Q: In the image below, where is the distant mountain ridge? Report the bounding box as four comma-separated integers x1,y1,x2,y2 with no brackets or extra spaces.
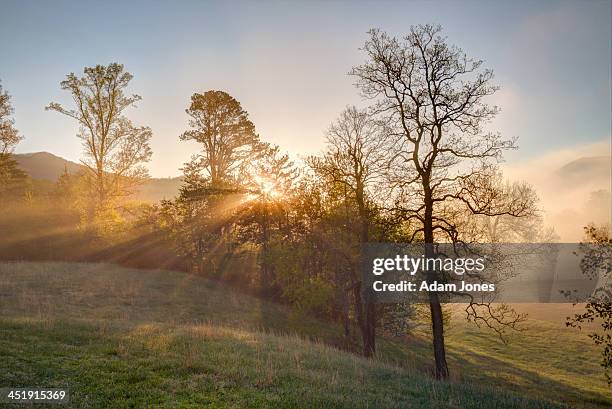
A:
12,151,182,202
555,156,610,184
13,152,82,181
14,152,610,204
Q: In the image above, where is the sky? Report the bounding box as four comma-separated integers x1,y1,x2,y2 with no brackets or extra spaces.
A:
0,0,610,178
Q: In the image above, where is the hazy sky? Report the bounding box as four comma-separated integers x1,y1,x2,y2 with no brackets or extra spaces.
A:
1,0,610,177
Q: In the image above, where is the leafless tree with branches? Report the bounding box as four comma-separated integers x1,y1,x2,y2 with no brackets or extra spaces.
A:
351,25,536,378
310,106,391,356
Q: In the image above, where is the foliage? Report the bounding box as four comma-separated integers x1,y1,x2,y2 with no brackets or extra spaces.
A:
567,225,612,385
180,90,263,187
46,63,152,229
0,153,30,203
0,81,22,155
268,238,336,318
0,81,30,203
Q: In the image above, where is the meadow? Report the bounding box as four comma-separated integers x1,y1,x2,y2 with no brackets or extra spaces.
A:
0,262,608,408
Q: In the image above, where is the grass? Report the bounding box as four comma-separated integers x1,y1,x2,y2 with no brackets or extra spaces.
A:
0,261,609,408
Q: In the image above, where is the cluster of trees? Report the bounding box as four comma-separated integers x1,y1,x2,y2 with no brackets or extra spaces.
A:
2,64,153,237
0,24,608,382
149,25,546,378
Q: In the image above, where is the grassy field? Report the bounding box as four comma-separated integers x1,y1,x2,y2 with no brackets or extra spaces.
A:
0,262,609,408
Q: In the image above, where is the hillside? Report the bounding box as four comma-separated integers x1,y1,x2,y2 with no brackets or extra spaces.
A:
13,152,182,202
13,152,611,208
0,262,608,408
13,152,82,181
556,156,611,185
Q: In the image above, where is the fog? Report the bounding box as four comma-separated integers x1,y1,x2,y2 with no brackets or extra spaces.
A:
503,139,611,241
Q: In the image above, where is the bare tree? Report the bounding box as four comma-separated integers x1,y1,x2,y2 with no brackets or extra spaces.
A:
310,106,390,357
467,172,552,244
46,63,152,208
351,25,535,378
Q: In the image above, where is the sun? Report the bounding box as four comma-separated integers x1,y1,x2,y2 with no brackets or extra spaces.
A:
253,175,281,198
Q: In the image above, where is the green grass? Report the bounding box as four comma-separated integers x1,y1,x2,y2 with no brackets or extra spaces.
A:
0,262,608,408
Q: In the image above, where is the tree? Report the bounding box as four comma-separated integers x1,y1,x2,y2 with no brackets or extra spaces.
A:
0,81,28,202
269,174,360,336
237,144,299,296
180,90,262,188
310,106,391,356
173,90,264,274
0,81,22,156
46,63,152,213
351,25,535,378
567,225,611,385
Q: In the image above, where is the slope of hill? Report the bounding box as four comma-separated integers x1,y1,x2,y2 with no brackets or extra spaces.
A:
0,262,608,408
556,156,610,185
13,151,182,202
13,151,82,181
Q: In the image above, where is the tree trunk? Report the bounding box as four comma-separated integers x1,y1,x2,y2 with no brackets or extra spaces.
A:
260,199,273,297
424,188,449,379
336,266,351,339
352,281,373,356
428,290,448,379
363,296,376,357
342,291,351,339
356,184,376,357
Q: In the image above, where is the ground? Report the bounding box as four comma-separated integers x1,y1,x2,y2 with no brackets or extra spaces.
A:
0,262,609,408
